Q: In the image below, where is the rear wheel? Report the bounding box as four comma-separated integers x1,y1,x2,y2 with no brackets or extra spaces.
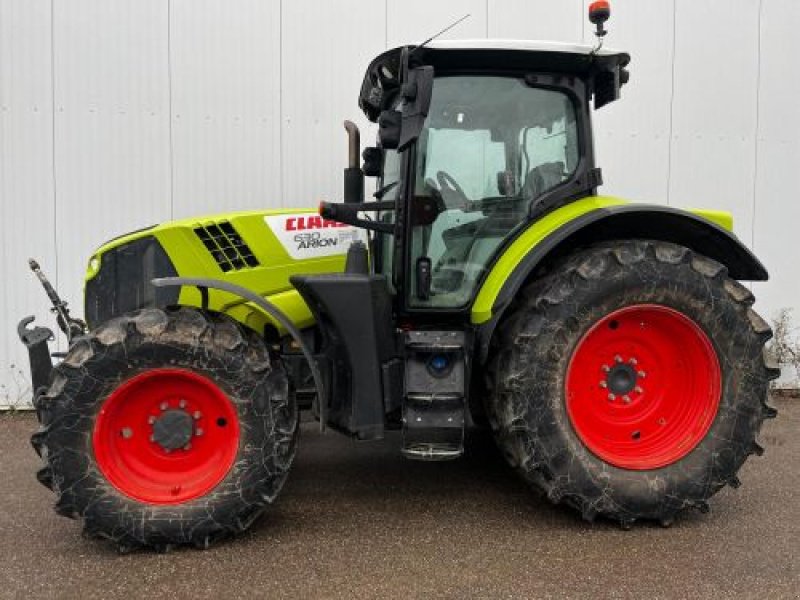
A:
31,307,298,550
486,240,778,526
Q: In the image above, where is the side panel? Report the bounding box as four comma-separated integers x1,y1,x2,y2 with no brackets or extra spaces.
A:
281,0,385,205
588,0,676,204
386,0,488,47
170,0,282,215
488,0,583,41
0,0,61,406
53,0,172,325
668,0,760,245
752,0,800,327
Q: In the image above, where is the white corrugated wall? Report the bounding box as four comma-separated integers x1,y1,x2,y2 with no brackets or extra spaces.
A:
1,0,798,407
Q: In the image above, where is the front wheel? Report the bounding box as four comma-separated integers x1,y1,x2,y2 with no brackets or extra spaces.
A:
31,307,298,550
486,240,778,526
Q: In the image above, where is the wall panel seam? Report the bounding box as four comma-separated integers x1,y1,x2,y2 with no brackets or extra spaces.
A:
750,0,763,252
167,0,175,219
665,0,678,206
49,0,58,289
279,0,284,205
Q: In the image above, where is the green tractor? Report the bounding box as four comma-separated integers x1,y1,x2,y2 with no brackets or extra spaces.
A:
19,5,777,550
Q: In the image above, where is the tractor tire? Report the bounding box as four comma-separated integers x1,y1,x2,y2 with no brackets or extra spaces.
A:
30,307,298,550
486,240,778,527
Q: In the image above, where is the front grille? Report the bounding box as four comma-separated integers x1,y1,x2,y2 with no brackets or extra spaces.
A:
85,236,179,329
194,221,259,272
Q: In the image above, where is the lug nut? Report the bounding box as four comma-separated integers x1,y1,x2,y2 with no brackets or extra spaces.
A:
195,428,204,436
160,402,168,411
193,411,202,420
601,365,611,373
634,386,643,394
149,434,156,442
614,355,623,363
599,381,608,388
622,395,631,404
629,357,638,365
179,399,187,409
638,371,646,378
608,393,616,401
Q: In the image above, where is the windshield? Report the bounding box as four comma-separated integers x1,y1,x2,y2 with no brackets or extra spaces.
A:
409,75,579,308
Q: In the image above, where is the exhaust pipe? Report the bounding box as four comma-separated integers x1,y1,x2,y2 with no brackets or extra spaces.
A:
344,120,360,168
343,120,364,203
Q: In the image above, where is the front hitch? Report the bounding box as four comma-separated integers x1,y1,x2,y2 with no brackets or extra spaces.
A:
18,259,86,401
17,316,54,398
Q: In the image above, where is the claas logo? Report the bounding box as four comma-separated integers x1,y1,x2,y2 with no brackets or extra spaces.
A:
285,216,348,231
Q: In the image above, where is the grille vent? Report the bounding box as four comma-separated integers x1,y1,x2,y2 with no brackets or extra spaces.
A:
194,221,259,272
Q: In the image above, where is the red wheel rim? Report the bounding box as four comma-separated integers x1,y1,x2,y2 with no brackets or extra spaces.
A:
93,369,240,504
565,304,721,470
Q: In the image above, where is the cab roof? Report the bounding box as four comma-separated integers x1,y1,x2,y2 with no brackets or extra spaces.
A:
358,39,630,120
424,39,624,56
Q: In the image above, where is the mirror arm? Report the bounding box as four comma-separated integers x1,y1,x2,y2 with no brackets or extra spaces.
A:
319,201,395,234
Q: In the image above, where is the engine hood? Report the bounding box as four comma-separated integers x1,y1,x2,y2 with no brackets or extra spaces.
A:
84,208,366,334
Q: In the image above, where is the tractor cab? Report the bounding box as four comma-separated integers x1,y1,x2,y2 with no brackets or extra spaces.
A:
296,39,630,455
359,41,629,313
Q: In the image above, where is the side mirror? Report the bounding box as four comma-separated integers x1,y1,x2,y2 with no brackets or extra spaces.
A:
378,110,401,149
362,147,383,177
377,64,434,151
398,65,433,150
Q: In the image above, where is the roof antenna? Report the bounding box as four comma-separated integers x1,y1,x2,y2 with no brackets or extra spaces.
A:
588,1,611,53
409,13,471,58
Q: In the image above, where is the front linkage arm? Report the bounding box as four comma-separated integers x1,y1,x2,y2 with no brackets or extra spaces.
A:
18,259,88,398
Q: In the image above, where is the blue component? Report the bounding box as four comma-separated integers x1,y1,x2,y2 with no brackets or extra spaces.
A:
429,355,449,372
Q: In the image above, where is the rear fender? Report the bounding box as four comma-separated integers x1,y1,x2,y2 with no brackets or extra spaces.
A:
472,197,768,362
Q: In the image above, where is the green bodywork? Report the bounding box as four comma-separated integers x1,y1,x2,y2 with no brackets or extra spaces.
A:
85,198,734,335
471,196,734,324
86,208,348,336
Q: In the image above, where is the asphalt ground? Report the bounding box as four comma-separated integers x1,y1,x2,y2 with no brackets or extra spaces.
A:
0,398,798,600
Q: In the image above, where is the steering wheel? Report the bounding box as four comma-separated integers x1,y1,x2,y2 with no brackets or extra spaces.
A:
436,171,469,207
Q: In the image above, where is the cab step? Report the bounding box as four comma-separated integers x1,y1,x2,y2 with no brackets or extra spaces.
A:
401,331,467,461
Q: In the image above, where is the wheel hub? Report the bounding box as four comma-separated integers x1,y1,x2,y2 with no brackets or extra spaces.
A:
606,363,638,395
151,409,194,451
